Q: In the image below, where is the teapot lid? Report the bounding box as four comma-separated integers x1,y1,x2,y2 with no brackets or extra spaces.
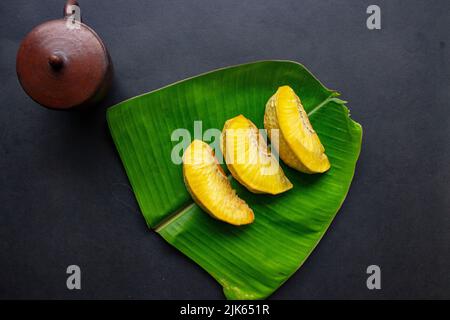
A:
16,1,112,110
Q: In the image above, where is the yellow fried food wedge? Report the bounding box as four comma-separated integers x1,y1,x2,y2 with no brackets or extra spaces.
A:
183,140,254,226
221,115,293,195
264,86,331,173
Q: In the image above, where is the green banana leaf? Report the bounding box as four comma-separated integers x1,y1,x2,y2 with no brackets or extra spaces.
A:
107,60,362,299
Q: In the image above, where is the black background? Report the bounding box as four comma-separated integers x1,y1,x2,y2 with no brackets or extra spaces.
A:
0,0,449,299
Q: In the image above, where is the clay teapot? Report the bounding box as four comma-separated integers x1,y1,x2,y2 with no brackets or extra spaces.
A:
16,0,113,110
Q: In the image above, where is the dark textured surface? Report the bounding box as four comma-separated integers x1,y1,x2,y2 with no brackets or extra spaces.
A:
0,0,449,299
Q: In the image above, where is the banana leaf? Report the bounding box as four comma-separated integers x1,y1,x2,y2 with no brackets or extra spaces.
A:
107,60,362,299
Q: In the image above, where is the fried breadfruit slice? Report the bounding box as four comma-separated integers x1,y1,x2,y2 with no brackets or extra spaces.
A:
264,86,330,173
221,115,292,195
183,140,254,225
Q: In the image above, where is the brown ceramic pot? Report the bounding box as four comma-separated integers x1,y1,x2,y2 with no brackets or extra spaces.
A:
16,0,113,110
